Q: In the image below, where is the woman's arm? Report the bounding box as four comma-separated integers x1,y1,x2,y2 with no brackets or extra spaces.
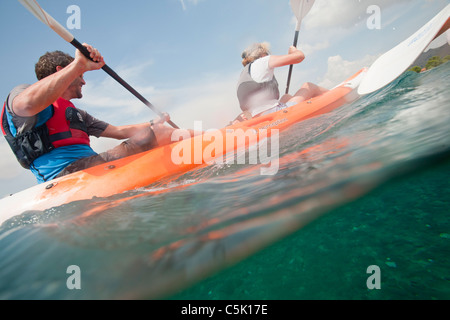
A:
268,46,305,69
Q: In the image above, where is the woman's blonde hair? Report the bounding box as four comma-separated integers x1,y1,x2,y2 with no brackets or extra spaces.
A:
241,42,271,67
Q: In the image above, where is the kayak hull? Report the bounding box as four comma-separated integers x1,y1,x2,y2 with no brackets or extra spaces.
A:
0,69,367,224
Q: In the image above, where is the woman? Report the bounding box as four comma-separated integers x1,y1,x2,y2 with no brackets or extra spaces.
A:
235,42,328,121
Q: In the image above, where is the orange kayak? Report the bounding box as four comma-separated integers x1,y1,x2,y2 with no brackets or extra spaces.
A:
0,68,367,224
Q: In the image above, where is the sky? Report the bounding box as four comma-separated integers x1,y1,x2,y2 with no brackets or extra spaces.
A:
0,0,448,197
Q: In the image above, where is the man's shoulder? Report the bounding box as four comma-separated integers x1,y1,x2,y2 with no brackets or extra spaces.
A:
71,105,109,137
5,84,31,113
73,107,91,120
8,84,31,100
11,84,31,91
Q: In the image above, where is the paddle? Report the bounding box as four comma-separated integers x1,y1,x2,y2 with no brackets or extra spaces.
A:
17,0,180,129
358,4,450,95
285,0,315,95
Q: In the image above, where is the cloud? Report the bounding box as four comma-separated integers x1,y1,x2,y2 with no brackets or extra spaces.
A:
301,40,330,56
75,59,161,126
164,76,240,129
180,0,205,11
0,139,37,197
0,140,23,180
319,54,379,88
304,0,411,30
282,0,416,69
180,0,186,11
72,70,240,159
75,59,241,143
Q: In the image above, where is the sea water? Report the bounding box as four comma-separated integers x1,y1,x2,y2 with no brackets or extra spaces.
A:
0,63,449,300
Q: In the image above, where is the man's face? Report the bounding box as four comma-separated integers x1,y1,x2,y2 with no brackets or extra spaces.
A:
67,74,86,99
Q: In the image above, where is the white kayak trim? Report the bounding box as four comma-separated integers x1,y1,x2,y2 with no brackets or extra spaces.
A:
358,4,450,95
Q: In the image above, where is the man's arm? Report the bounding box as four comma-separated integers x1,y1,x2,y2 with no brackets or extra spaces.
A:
101,123,151,140
100,113,170,140
12,44,105,117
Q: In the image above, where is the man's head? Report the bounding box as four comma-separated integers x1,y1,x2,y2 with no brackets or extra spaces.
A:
35,50,85,100
35,50,74,80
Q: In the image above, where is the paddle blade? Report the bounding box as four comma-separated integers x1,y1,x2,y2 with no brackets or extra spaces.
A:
290,0,315,31
18,0,74,42
358,4,450,95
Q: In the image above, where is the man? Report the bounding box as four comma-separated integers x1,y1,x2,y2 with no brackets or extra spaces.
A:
1,43,186,183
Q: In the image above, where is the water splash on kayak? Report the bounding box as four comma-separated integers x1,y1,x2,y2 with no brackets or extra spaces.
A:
0,63,449,299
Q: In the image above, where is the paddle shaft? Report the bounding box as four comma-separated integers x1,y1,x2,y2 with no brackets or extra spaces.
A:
71,39,179,129
285,30,300,95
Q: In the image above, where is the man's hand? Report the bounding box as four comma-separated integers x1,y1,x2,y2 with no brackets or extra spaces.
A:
75,43,105,72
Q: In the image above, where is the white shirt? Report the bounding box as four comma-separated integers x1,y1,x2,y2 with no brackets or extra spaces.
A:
249,56,275,83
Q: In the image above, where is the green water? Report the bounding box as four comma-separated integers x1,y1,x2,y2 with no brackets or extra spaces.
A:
170,159,450,300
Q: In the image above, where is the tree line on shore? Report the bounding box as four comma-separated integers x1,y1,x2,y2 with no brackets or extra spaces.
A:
409,55,450,73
